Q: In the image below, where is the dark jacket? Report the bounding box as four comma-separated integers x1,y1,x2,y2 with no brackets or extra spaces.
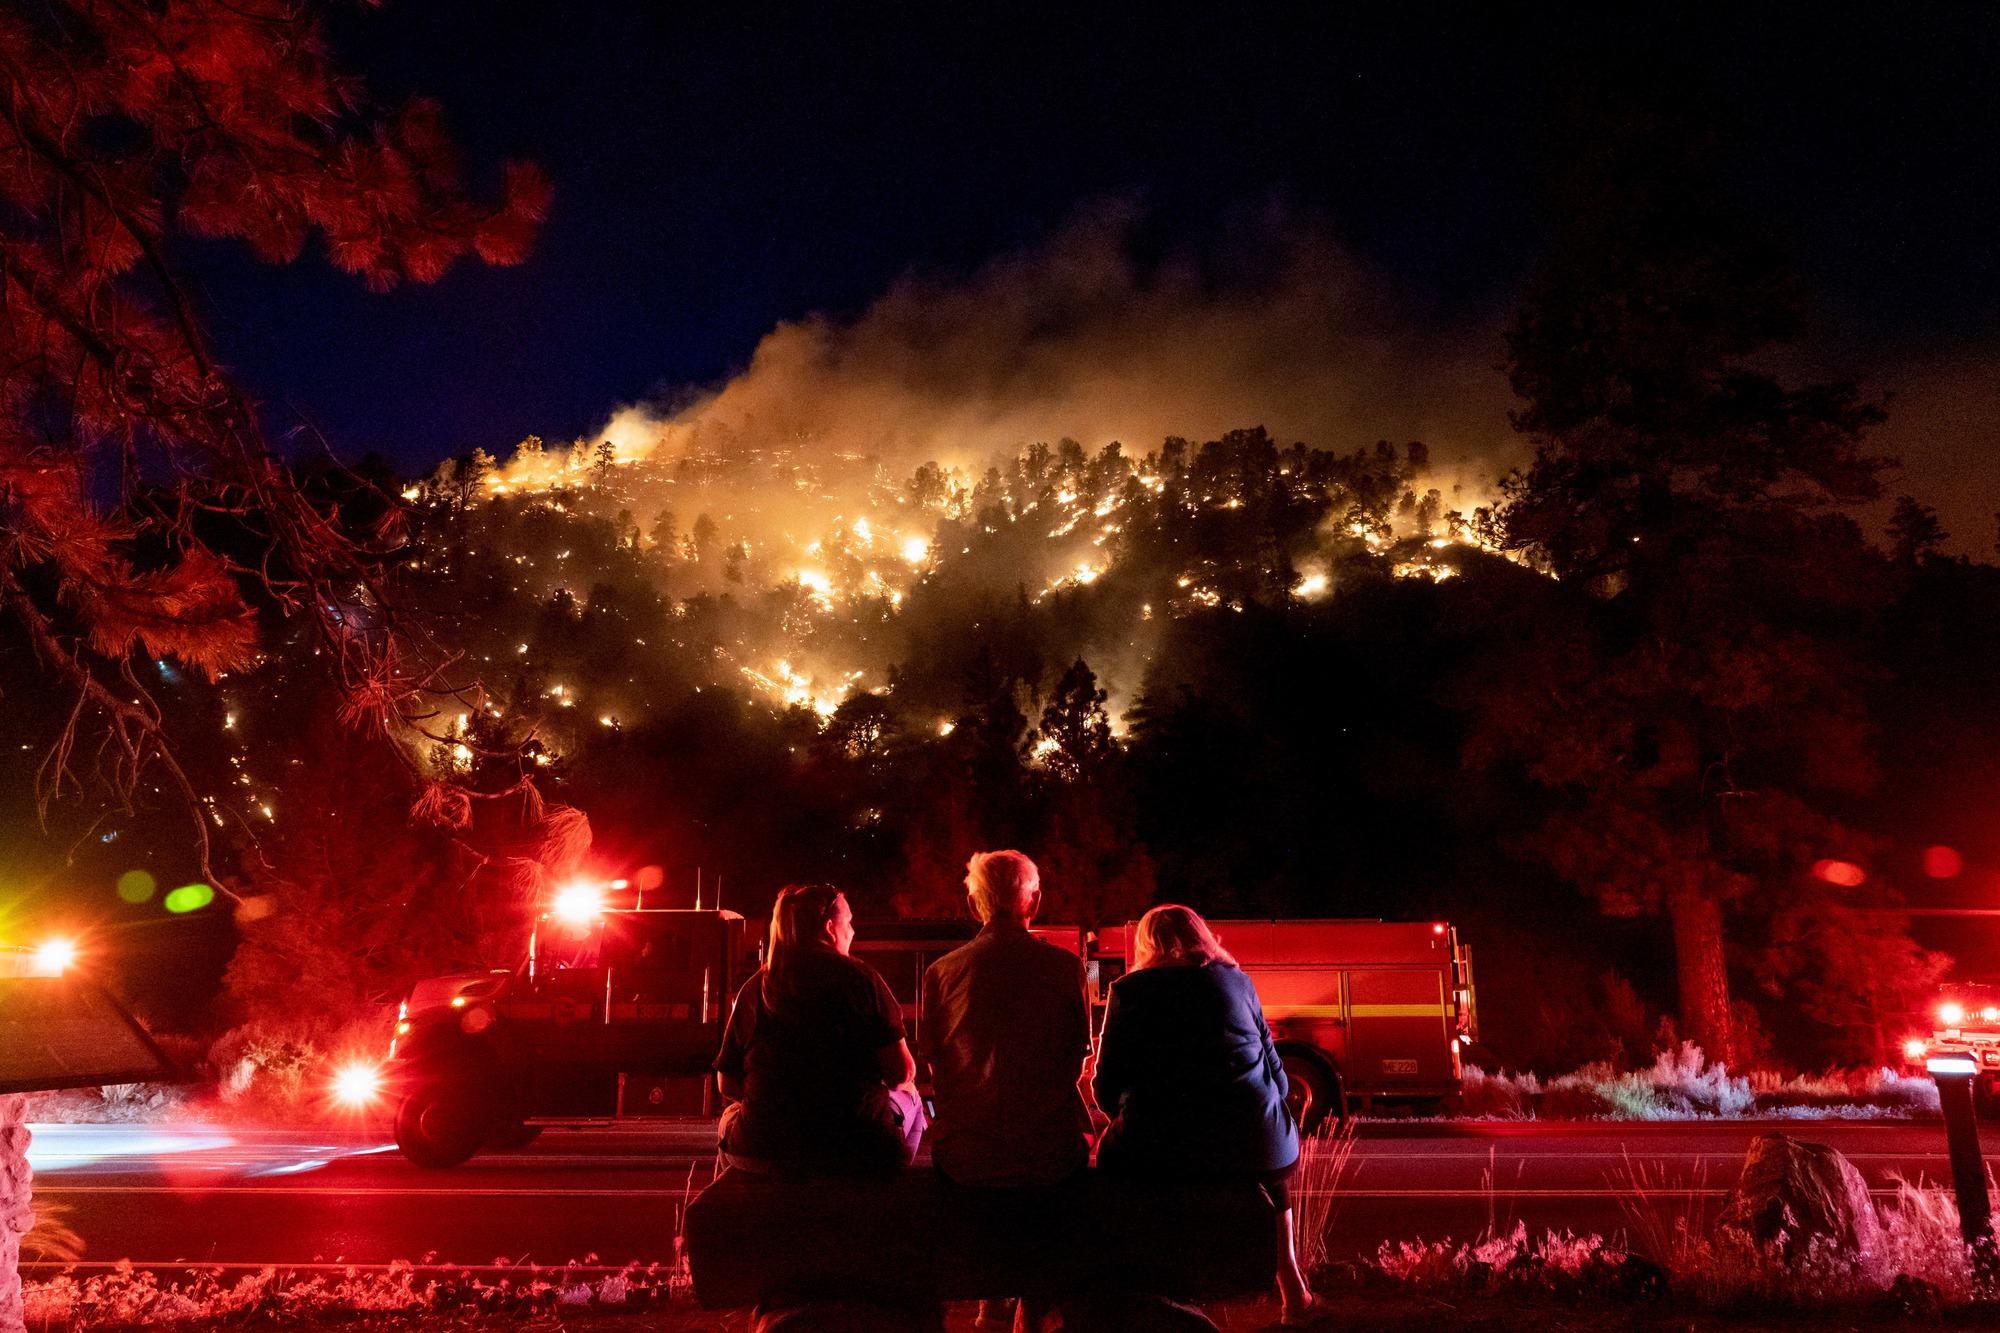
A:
713,950,908,1174
920,920,1093,1186
1092,961,1300,1176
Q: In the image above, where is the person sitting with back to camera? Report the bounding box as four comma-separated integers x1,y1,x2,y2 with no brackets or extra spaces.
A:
712,883,925,1175
920,850,1092,1330
1092,903,1329,1328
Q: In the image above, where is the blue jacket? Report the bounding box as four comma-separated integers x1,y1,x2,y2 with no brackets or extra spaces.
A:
1092,961,1300,1176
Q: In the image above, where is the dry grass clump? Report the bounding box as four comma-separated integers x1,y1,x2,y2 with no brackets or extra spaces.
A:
23,1260,689,1328
1292,1122,1360,1272
1360,1171,1979,1313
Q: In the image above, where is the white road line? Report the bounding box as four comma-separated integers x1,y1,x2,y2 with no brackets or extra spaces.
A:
33,1184,1918,1200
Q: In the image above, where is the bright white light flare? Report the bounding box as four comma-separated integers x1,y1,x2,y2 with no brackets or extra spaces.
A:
33,938,77,976
332,1062,383,1107
552,882,606,925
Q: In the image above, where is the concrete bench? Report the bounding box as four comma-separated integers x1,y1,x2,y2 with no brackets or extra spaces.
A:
684,1167,1277,1312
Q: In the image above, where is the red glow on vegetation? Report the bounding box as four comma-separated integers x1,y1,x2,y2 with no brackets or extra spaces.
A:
1923,845,1965,879
1811,858,1867,887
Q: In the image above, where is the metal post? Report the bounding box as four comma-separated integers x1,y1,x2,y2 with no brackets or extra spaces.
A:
1929,1055,2000,1290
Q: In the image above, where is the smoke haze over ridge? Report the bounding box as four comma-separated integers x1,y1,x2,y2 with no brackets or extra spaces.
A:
584,204,1520,494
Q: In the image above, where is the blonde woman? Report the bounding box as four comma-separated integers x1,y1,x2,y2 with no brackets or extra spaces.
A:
1093,905,1326,1327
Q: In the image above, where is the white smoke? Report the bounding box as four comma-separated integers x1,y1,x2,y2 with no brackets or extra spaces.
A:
583,203,1518,483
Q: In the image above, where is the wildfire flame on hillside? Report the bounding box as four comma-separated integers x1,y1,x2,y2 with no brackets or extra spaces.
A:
411,207,1529,732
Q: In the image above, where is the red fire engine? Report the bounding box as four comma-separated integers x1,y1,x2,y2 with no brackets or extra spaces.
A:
1092,918,1476,1128
1906,984,2000,1111
859,916,1477,1131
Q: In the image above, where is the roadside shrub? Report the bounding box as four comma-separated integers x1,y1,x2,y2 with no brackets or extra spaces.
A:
208,1024,322,1113
1456,1064,1537,1118
1363,1174,1979,1310
1453,1044,1932,1121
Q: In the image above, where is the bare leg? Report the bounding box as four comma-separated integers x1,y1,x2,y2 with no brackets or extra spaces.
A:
1275,1205,1315,1316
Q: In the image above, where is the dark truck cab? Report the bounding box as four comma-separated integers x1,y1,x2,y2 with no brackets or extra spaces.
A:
382,906,754,1166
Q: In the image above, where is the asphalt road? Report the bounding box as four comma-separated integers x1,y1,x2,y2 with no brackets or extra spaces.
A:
21,1118,1984,1274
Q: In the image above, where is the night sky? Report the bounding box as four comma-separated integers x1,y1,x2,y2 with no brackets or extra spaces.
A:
192,4,2000,536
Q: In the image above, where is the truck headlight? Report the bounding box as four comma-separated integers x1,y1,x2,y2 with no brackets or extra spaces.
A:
332,1061,383,1107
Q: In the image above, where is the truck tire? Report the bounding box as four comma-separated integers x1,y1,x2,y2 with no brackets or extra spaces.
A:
394,1080,491,1168
1279,1048,1347,1134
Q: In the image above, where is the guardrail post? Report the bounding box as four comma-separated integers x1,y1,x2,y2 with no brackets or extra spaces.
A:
1929,1055,2000,1293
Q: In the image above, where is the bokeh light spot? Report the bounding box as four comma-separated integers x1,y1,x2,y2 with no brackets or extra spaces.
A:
164,883,216,914
1923,845,1965,879
115,869,156,903
1811,858,1867,888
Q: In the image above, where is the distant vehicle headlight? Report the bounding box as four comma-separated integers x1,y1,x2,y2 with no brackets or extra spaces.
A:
32,938,77,976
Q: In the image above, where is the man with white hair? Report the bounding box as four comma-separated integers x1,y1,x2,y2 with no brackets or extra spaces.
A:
919,850,1092,1187
921,850,1092,1330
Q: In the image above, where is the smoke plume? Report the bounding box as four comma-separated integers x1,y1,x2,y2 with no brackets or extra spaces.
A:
595,203,1517,487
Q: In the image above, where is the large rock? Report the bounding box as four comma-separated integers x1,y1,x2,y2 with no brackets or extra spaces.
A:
1716,1133,1882,1266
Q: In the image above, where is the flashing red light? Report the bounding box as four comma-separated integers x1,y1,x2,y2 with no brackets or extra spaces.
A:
1923,845,1965,879
1431,923,1446,935
1904,1038,1928,1061
1811,858,1867,888
551,882,606,925
332,1061,383,1107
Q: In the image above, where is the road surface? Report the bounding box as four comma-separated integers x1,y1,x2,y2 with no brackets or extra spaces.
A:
21,1118,1979,1274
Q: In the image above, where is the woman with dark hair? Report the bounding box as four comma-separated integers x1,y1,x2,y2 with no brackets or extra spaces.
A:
1093,904,1326,1327
713,885,924,1175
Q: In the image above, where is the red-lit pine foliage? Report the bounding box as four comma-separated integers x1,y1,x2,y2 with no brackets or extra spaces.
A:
0,0,548,865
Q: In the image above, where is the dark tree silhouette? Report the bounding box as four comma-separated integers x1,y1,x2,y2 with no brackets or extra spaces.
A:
1888,497,1947,564
0,0,546,867
1035,658,1114,784
1492,98,1888,1065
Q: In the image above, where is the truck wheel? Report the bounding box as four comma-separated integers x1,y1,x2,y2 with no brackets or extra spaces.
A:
1280,1050,1346,1134
394,1081,491,1168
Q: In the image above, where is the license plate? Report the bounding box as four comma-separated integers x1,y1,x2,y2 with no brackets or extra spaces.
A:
1381,1058,1419,1075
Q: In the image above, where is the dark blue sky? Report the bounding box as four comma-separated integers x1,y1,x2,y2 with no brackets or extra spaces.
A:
188,3,2000,477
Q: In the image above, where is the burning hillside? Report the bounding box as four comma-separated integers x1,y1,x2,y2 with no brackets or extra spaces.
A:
393,208,1528,752
406,426,1510,744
